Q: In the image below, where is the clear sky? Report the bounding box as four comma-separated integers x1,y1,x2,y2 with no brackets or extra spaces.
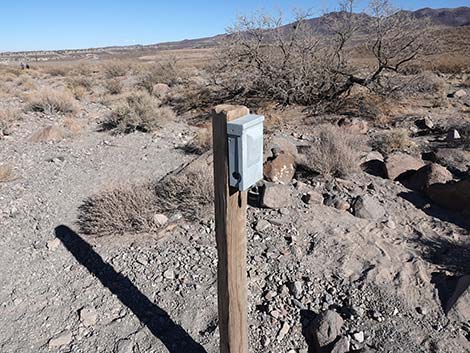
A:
1,0,469,52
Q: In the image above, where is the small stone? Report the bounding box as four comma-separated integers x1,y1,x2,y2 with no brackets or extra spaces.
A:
352,331,365,343
163,269,175,280
48,332,72,348
289,281,303,299
79,307,97,327
334,199,350,211
416,306,428,315
153,213,168,226
277,322,290,341
450,89,467,98
46,238,61,251
353,195,385,220
255,219,270,232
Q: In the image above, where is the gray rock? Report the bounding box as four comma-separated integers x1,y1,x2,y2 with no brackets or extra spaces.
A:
277,321,290,341
352,331,365,343
308,310,344,347
450,89,467,98
332,336,351,353
255,219,270,232
289,281,303,299
353,195,385,220
163,269,175,280
48,332,72,348
79,307,98,327
385,152,425,180
301,191,324,205
261,183,292,209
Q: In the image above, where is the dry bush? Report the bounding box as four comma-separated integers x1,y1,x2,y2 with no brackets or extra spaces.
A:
183,127,212,154
154,162,214,221
78,158,214,235
0,164,15,183
104,79,123,95
217,0,429,107
78,184,161,236
26,88,78,114
299,124,364,178
104,91,175,133
42,66,68,77
135,61,179,93
103,61,128,78
16,74,37,91
371,129,414,155
0,107,20,135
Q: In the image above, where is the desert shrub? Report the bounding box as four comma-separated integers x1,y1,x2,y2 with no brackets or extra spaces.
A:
26,88,78,114
154,162,214,221
42,66,68,77
0,164,14,183
183,127,212,154
78,184,161,236
371,129,414,155
104,79,123,95
104,91,174,133
78,157,214,235
135,60,180,93
16,74,37,90
0,107,20,134
103,61,128,78
217,0,429,107
299,124,364,178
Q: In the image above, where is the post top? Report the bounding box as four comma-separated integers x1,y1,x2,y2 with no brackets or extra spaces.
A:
213,104,250,122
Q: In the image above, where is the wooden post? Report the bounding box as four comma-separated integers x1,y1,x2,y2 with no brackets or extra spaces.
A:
212,104,250,353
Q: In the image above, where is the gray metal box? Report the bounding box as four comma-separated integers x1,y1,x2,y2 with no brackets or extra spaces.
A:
227,114,264,191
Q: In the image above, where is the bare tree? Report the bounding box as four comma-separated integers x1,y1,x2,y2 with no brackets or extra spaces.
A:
215,0,430,107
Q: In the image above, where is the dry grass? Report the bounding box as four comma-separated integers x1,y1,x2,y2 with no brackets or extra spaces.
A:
104,79,123,95
0,164,15,183
0,107,20,135
26,88,78,114
78,184,161,236
299,125,364,178
104,91,175,133
103,61,129,79
371,129,414,155
78,157,214,235
183,127,212,154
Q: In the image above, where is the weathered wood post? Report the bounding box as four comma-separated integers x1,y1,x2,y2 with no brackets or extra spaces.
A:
212,104,264,353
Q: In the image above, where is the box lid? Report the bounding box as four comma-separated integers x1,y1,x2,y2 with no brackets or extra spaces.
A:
227,114,264,136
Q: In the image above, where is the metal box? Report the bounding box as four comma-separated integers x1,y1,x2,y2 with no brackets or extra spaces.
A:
227,114,264,191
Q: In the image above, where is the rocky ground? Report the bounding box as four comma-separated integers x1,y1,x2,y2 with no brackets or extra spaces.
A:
1,71,470,353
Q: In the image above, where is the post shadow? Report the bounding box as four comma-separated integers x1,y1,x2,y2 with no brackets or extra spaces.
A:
55,225,207,353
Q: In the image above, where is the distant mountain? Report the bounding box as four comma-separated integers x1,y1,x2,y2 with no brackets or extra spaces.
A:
413,7,470,27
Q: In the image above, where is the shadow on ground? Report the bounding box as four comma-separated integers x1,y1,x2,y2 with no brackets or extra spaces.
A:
399,191,469,230
55,225,207,353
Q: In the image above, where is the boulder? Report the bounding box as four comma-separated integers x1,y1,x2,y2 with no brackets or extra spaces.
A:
261,182,291,209
29,125,66,143
404,163,453,191
301,190,324,205
385,152,425,180
307,310,344,347
264,151,296,184
353,195,386,220
268,136,298,158
331,336,350,353
338,117,368,134
433,148,470,175
444,275,470,322
426,179,470,213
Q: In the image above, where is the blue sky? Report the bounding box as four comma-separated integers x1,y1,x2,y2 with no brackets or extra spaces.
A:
1,0,469,52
